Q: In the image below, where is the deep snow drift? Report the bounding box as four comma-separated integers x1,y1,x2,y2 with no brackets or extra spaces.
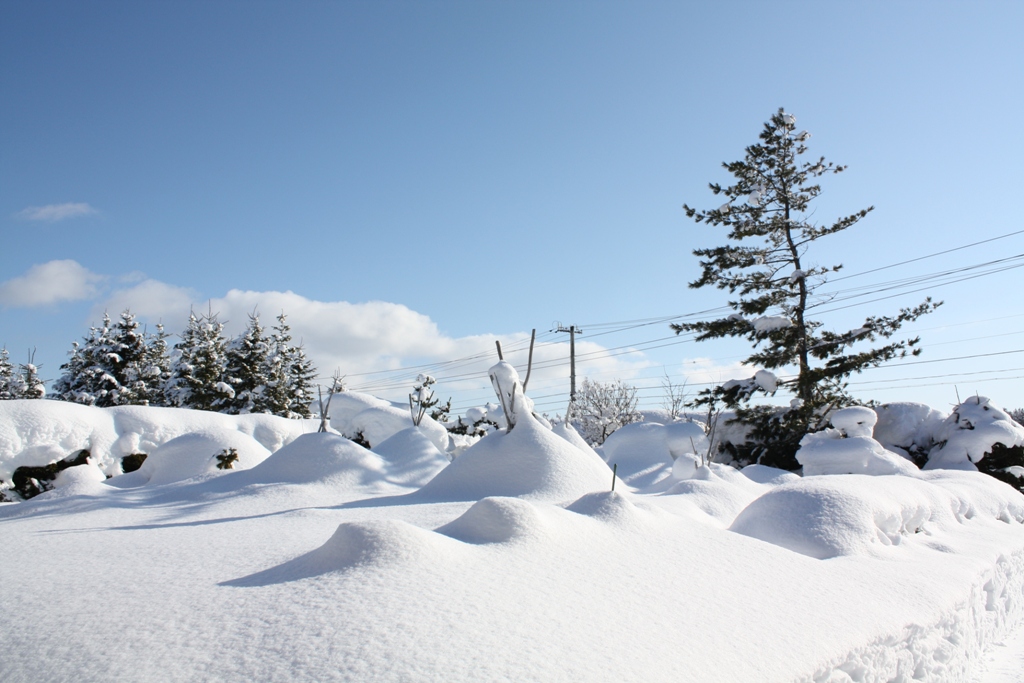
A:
2,393,1024,682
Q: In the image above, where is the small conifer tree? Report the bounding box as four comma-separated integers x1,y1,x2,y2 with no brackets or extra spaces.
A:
139,323,172,406
17,349,45,399
166,310,234,411
106,310,154,405
224,312,271,414
674,108,939,468
0,348,16,400
52,313,117,405
260,313,315,418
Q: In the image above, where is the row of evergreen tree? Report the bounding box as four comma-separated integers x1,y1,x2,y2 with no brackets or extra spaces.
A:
1,309,317,419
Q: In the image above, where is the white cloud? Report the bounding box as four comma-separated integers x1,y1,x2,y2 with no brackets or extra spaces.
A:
208,290,516,384
95,279,200,327
206,290,651,408
0,260,105,308
16,203,98,222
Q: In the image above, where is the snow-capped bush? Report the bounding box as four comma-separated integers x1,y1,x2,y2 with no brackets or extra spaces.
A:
796,406,919,477
872,402,946,466
925,396,1024,491
926,397,1024,469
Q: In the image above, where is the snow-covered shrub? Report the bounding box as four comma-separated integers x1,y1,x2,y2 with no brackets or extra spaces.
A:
409,374,440,427
446,403,502,438
1009,408,1024,427
121,452,147,473
215,447,240,470
796,406,919,477
572,378,642,446
925,396,1024,492
872,402,945,467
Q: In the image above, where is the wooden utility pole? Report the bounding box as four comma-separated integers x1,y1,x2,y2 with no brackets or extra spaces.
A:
554,323,582,406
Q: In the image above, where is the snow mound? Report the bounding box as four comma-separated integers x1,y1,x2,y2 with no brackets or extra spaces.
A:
225,519,455,586
740,464,800,485
600,422,675,490
664,421,709,458
0,400,117,481
437,496,553,544
327,391,448,452
665,462,782,525
244,432,387,487
134,428,271,486
926,396,1024,471
563,490,653,531
372,426,451,487
53,461,106,488
415,413,613,502
550,421,601,460
920,469,1024,524
730,474,1024,559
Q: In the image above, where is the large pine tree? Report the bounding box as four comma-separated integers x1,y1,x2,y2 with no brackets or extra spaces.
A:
674,108,939,468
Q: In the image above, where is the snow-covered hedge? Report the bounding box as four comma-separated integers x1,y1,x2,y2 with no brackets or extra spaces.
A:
0,399,317,484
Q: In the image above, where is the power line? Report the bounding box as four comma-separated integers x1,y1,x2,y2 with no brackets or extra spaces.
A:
829,228,1024,282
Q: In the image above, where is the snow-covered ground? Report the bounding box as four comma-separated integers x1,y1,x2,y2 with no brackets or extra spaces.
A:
2,387,1024,682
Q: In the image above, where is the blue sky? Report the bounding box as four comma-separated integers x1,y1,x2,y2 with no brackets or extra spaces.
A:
2,1,1023,415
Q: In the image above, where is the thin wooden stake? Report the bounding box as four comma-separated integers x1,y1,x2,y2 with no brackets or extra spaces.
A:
522,329,536,391
611,463,617,492
495,340,504,360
